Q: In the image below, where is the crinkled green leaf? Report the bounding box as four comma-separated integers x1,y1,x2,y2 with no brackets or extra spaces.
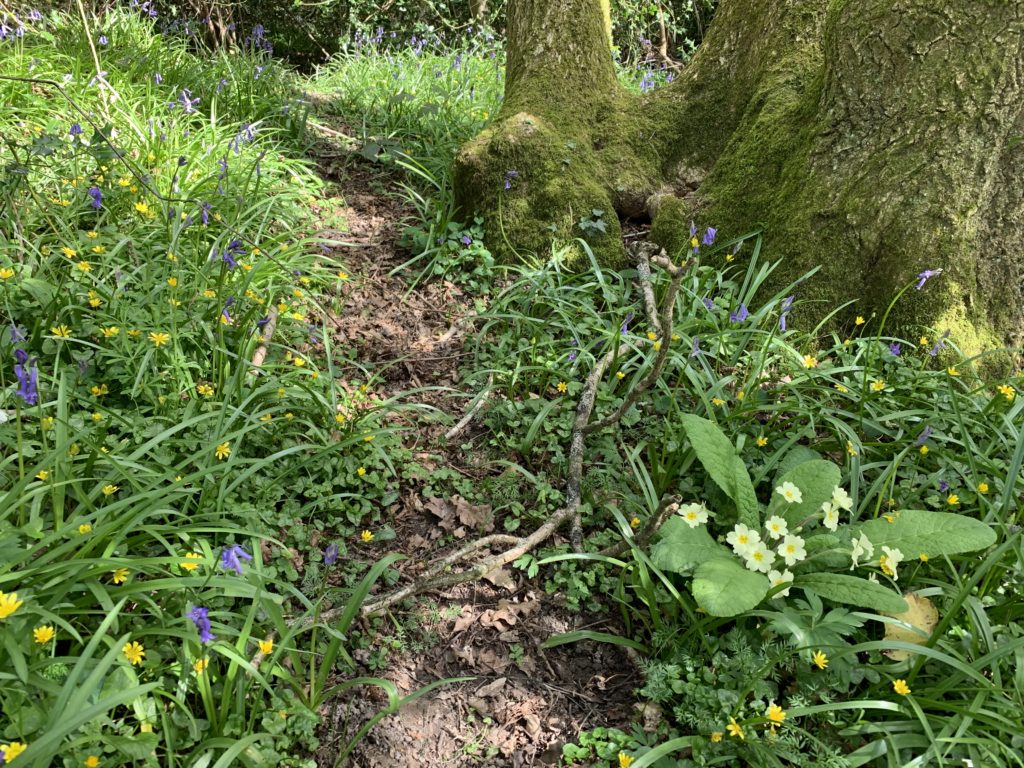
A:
651,517,731,574
679,415,759,528
857,510,996,557
796,573,908,613
692,558,769,617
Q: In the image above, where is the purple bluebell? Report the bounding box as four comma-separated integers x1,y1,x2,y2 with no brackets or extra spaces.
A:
216,78,228,94
889,342,902,356
69,122,82,136
702,297,715,311
87,186,102,209
915,425,933,446
939,479,949,493
503,169,518,191
324,542,339,566
188,606,216,643
689,221,697,239
779,295,794,331
217,157,228,179
14,349,38,406
461,235,472,246
221,239,244,270
9,324,26,343
98,35,108,45
729,304,749,323
639,71,654,92
929,330,950,357
200,202,211,225
220,544,252,575
154,72,162,84
176,89,200,114
916,269,940,290
702,227,717,247
690,337,702,358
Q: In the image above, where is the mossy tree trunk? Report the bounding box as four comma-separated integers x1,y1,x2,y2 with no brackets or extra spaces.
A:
454,0,1024,357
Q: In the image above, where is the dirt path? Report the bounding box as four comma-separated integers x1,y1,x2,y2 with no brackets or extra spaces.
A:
305,125,642,767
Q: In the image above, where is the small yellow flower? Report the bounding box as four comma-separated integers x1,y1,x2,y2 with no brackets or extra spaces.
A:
134,201,150,215
765,703,786,726
41,416,54,430
618,753,634,768
834,383,849,393
870,379,886,392
801,354,818,369
102,484,118,496
337,271,349,280
86,230,99,238
711,397,726,406
363,434,375,442
710,732,723,743
919,445,929,455
893,679,911,696
167,277,178,287
0,267,14,279
51,325,73,338
193,657,209,674
85,755,100,767
726,717,745,740
197,383,215,397
556,381,568,393
0,742,27,762
127,329,141,337
812,650,829,670
180,552,203,571
215,442,231,460
360,530,374,543
919,553,929,562
122,640,146,665
855,316,865,326
91,245,106,254
258,638,274,654
615,371,625,380
846,440,858,456
167,251,177,261
947,366,959,377
630,516,641,529
285,412,294,420
996,384,1015,402
756,436,768,447
356,467,367,477
203,289,217,299
947,494,959,506
36,469,50,481
33,625,55,644
260,414,273,422
100,326,120,337
977,482,989,494
75,260,92,272
736,390,745,400
919,335,929,346
111,567,129,584
149,331,170,347
292,357,306,367
91,384,109,396
646,331,657,341
334,413,346,424
79,523,92,534
0,591,24,619
91,412,103,423
62,246,77,258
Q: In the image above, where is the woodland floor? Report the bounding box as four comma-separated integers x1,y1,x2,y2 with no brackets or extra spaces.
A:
303,125,643,767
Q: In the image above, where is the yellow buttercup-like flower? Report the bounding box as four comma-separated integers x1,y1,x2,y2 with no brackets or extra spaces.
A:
149,331,170,347
870,379,886,392
0,591,24,619
112,567,129,584
765,703,786,726
36,469,50,481
801,354,818,369
812,650,828,669
215,442,231,460
996,384,1016,402
618,753,634,768
0,267,15,279
726,717,744,740
101,326,120,338
123,641,146,665
893,679,911,696
0,742,28,762
85,755,100,767
102,484,119,496
197,383,215,397
360,530,374,543
51,325,73,338
78,523,92,534
181,552,203,571
33,625,55,644
194,657,209,674
258,638,274,654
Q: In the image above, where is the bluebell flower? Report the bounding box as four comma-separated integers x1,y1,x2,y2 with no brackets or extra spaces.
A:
702,227,717,246
14,349,38,406
889,342,902,356
690,337,702,357
87,186,102,209
221,239,244,269
929,330,950,357
154,72,162,84
639,71,654,92
702,297,715,311
220,544,252,575
188,606,216,643
916,269,941,290
69,122,82,136
729,304,749,323
98,34,108,45
938,479,949,493
176,88,200,114
461,235,472,246
779,295,794,331
324,542,339,566
915,425,933,446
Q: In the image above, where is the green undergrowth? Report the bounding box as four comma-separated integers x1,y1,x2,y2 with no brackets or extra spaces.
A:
455,235,1024,766
0,8,416,766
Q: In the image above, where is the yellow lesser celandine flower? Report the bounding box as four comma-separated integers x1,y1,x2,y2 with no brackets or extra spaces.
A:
292,357,306,367
112,568,129,584
36,469,50,481
996,384,1015,402
91,245,105,254
260,414,273,423
79,523,92,534
85,755,100,767
194,657,209,674
1,742,28,762
86,230,99,238
134,201,150,215
846,441,858,456
765,703,786,726
334,414,346,424
618,753,634,768
870,379,886,392
180,552,203,571
41,416,54,429
197,383,214,397
919,445,929,455
149,331,170,347
756,436,769,447
360,530,374,543
646,331,657,341
0,591,24,619
258,638,274,654
947,366,959,377
556,381,568,393
356,467,366,477
102,484,118,496
101,326,120,337
91,412,103,422
127,329,141,337
812,650,829,669
75,260,91,272
51,325,73,338
947,494,959,506
0,267,15,279
710,732,723,743
167,277,178,287
337,271,349,280
33,625,55,644
726,717,745,740
62,246,77,258
801,354,818,369
919,553,929,562
977,482,989,494
630,516,641,529
855,316,865,325
893,679,911,696
615,371,625,380
215,442,231,460
736,390,745,400
834,383,849,393
123,641,145,665
363,434,375,442
91,384,109,396
203,289,217,299
711,397,726,406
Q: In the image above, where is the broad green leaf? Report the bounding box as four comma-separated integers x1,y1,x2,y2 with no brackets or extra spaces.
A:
772,446,822,485
679,415,759,528
650,517,732,574
796,573,908,613
692,558,769,617
803,533,849,569
766,459,841,527
857,510,996,557
104,732,160,760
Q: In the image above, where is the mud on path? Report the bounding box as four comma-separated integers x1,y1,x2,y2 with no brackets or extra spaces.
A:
303,124,644,766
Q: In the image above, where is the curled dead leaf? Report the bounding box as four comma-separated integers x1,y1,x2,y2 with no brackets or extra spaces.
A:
882,592,938,661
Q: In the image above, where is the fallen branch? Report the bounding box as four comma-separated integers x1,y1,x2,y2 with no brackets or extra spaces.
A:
250,306,279,370
443,374,493,441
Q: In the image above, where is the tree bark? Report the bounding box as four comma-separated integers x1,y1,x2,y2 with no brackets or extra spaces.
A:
454,0,1024,361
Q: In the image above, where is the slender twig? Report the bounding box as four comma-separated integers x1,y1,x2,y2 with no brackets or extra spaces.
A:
443,374,493,441
636,247,661,335
599,496,680,558
250,306,279,370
